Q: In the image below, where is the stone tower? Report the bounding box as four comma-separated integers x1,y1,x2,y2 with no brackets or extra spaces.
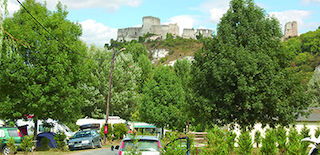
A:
141,16,161,35
284,21,298,39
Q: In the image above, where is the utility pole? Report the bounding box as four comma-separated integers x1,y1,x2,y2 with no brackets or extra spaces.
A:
104,48,126,143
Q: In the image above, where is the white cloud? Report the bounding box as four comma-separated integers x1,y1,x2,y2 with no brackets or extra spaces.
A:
269,10,318,34
79,19,117,47
193,0,230,24
9,0,142,13
163,15,198,36
300,0,320,5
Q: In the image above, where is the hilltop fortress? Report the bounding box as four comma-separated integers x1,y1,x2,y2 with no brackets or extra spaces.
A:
117,16,212,42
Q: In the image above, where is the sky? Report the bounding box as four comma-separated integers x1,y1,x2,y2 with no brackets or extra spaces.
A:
7,0,320,47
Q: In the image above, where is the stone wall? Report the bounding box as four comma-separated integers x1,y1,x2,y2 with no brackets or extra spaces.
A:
117,16,212,42
283,21,298,41
182,28,196,39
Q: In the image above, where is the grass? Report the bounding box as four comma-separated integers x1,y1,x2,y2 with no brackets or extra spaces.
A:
14,139,123,155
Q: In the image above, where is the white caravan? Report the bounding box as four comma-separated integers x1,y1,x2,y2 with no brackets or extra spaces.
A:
16,118,74,138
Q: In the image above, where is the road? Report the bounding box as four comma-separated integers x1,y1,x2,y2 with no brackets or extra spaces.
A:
70,148,114,155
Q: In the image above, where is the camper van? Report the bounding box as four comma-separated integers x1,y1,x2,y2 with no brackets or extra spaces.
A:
16,118,74,138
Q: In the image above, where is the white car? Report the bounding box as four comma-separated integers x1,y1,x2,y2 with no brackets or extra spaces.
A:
111,135,190,155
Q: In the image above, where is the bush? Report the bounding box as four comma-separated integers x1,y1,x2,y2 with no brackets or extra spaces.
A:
113,123,128,139
287,127,302,155
6,137,17,155
54,131,67,150
315,125,320,138
237,129,253,155
226,131,236,152
20,135,34,154
275,126,287,154
254,130,261,148
201,126,228,155
300,123,310,154
260,129,277,155
36,137,50,151
100,123,113,140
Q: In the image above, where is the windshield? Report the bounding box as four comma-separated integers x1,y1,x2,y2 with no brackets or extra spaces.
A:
73,131,91,138
122,140,160,152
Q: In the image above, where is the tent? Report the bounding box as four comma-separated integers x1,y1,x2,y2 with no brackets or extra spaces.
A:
36,132,57,148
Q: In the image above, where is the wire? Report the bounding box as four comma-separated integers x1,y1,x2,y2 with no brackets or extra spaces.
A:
16,0,109,61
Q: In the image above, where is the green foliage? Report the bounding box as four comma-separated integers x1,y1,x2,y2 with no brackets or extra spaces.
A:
0,0,89,124
226,131,236,152
315,125,320,138
307,71,320,107
237,129,253,155
300,123,310,155
54,131,67,150
201,126,229,155
159,56,168,63
254,130,262,148
36,137,50,151
20,135,34,154
275,126,287,154
191,0,309,129
140,65,187,131
6,137,17,155
113,123,128,139
85,46,142,120
260,129,277,155
100,123,113,140
125,134,142,155
287,127,302,155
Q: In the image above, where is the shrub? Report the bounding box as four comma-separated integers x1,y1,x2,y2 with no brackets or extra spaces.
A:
315,125,320,138
201,126,228,155
287,127,302,155
275,126,287,155
237,129,253,155
260,129,277,155
113,123,128,139
54,131,67,150
226,131,236,152
300,123,310,155
6,137,17,155
254,130,261,148
20,135,34,154
36,137,50,151
100,123,113,140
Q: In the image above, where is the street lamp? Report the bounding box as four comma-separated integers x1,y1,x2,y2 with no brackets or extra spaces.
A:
104,47,126,143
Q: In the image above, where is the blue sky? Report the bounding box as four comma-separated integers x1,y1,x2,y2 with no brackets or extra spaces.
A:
8,0,320,47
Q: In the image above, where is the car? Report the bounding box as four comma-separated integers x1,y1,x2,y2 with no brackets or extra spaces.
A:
0,127,23,155
111,135,190,155
67,129,102,151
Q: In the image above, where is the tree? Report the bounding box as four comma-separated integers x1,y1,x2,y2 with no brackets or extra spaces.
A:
84,45,142,120
0,0,89,138
191,0,309,129
139,65,187,131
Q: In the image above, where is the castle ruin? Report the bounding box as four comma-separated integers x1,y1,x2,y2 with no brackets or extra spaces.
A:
117,16,212,42
282,21,298,41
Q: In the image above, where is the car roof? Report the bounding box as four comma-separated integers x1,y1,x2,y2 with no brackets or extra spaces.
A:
123,135,160,141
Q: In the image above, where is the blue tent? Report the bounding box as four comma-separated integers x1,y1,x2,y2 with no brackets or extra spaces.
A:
36,132,57,148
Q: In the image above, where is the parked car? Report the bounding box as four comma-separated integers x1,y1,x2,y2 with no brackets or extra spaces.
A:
301,137,320,155
67,129,102,151
111,135,190,155
0,127,23,155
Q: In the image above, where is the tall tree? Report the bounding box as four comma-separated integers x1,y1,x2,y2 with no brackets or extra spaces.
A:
191,0,309,129
140,65,187,131
84,45,142,120
0,0,89,136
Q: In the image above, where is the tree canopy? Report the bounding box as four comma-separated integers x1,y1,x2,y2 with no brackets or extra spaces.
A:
191,0,309,129
0,0,89,126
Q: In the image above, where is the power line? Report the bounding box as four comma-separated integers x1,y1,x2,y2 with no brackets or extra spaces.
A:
16,0,109,61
